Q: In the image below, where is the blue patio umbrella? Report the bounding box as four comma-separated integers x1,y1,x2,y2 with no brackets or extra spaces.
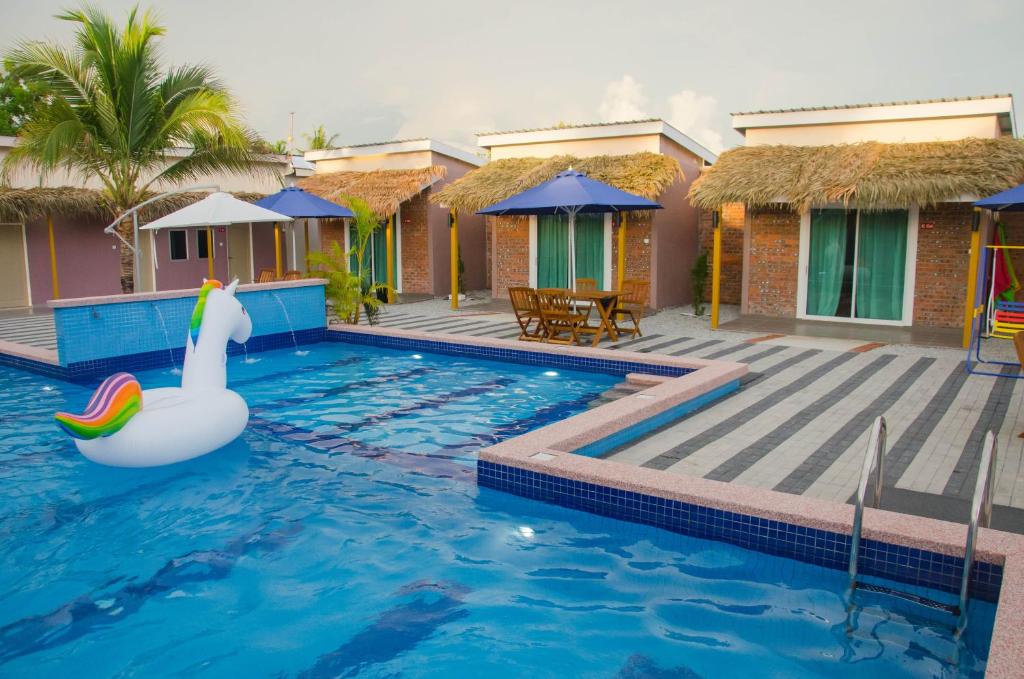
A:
254,186,353,272
254,186,354,218
975,182,1024,212
477,168,661,290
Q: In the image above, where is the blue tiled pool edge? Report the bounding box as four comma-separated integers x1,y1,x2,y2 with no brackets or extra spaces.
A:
477,460,1003,604
574,380,740,458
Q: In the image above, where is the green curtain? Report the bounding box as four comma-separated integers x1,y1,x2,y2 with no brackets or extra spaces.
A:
369,221,398,287
806,209,848,317
855,210,908,321
574,214,604,288
537,214,568,288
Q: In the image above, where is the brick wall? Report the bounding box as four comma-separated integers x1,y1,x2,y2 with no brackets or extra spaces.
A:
746,207,801,316
913,203,973,327
399,193,431,294
697,203,745,305
319,218,346,252
610,213,652,290
491,215,531,298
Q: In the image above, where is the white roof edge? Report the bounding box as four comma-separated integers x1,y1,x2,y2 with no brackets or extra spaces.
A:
304,139,485,167
476,120,717,164
732,96,1016,132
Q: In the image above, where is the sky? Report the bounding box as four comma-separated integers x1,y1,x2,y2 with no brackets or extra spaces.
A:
2,0,1022,155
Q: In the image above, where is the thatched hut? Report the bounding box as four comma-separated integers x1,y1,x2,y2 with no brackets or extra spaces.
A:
690,95,1024,339
432,120,718,308
302,139,486,297
0,132,298,307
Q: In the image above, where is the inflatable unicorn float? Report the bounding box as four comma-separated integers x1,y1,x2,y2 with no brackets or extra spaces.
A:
55,279,252,467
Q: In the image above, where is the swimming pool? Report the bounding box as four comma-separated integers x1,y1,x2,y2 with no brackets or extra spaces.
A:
0,341,997,677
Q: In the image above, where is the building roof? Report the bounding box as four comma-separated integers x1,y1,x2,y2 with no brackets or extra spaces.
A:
431,152,683,214
304,138,484,167
477,119,718,165
732,94,1016,136
688,137,1024,210
298,166,447,216
0,187,265,223
731,94,1013,116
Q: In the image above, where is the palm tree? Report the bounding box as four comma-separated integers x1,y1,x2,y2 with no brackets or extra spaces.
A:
304,125,338,151
2,5,268,293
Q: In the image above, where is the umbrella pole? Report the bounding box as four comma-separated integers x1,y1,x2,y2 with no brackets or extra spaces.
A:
617,212,626,291
207,227,215,279
274,223,282,279
568,209,577,292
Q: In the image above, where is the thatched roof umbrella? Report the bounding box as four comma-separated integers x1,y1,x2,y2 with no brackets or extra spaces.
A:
298,166,447,217
431,152,682,214
688,137,1024,210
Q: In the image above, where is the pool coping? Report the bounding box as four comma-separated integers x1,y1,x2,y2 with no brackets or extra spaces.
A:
47,278,327,308
332,323,1024,678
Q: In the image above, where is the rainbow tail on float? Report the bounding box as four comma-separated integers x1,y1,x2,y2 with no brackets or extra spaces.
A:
55,373,142,440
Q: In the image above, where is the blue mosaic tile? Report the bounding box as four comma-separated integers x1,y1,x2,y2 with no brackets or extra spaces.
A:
327,329,695,378
477,460,1004,603
54,283,326,366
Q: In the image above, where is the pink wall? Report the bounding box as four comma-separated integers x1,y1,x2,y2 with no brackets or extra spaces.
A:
428,152,487,293
153,226,230,290
25,215,121,305
650,139,704,308
252,222,285,277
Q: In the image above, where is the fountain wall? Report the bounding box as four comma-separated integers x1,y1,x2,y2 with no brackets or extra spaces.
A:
49,279,327,380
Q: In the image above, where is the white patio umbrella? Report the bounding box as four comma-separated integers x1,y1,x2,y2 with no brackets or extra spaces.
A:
140,191,292,230
140,191,293,279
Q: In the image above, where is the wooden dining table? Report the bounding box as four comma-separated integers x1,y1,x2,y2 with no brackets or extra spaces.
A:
571,289,624,347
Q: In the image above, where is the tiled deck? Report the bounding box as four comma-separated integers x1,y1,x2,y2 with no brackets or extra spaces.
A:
371,300,1024,524
0,308,56,350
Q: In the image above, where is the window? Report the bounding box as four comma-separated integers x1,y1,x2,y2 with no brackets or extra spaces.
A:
169,230,188,261
196,229,211,259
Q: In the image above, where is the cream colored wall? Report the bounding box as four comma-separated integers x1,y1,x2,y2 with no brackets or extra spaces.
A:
0,145,287,193
487,135,661,160
313,150,434,173
744,115,1004,146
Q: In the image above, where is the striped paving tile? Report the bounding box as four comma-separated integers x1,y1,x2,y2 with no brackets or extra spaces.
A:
669,339,723,356
633,337,693,354
800,358,959,502
730,344,787,365
607,334,666,350
701,354,897,483
771,357,935,495
943,364,1019,498
635,349,839,471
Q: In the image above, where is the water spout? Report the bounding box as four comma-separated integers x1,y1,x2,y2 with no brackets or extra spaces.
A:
151,304,182,375
242,341,259,364
271,292,308,356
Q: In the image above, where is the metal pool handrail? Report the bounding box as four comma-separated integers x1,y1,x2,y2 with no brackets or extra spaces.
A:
955,431,997,639
848,416,886,593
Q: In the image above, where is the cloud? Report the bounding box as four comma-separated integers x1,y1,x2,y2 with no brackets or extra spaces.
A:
667,89,724,154
598,75,649,122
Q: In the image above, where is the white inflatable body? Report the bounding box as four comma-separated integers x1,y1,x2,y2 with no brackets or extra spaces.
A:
71,279,253,467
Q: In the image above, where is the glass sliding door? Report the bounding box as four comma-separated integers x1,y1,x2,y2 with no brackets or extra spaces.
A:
855,210,908,321
536,214,605,288
804,208,910,322
574,214,604,288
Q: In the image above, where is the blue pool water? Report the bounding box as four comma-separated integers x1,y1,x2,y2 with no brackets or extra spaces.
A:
0,342,996,677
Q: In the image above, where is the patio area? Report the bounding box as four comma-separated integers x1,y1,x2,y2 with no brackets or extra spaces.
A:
374,295,1024,530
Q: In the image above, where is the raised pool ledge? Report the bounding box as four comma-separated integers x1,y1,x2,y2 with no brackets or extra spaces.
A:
49,279,327,377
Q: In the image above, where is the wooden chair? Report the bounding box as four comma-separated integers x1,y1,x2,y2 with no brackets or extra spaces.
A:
256,268,275,284
282,270,302,281
508,287,544,342
573,277,598,316
537,288,596,345
614,279,650,338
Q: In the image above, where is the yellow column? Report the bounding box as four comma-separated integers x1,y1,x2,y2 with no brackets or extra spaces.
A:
47,215,59,299
617,212,627,290
963,209,983,348
450,209,459,310
711,210,722,330
273,223,282,278
386,215,396,304
206,227,215,279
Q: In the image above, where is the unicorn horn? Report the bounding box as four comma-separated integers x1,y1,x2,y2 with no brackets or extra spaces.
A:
225,278,240,295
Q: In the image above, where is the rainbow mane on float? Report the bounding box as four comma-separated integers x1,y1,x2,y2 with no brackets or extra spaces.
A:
189,279,224,346
55,373,143,440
